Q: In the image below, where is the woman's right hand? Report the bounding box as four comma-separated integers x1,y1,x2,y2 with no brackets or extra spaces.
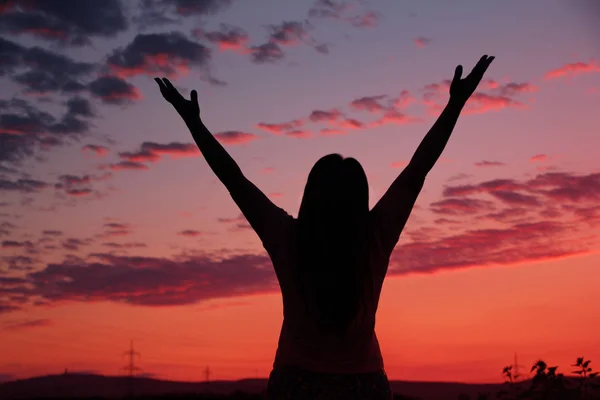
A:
154,77,200,121
449,55,495,104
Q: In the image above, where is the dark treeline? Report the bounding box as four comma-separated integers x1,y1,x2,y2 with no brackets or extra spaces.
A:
21,394,421,400
12,357,600,400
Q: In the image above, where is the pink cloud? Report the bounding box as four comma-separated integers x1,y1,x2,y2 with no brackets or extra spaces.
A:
423,80,452,99
65,188,93,197
389,219,592,276
336,118,364,130
88,76,142,104
309,108,343,123
2,240,35,248
480,79,500,90
267,21,310,46
285,130,313,138
107,31,210,80
347,11,379,28
218,214,251,231
421,79,533,116
42,230,63,237
390,160,408,168
192,25,250,53
177,230,203,237
104,223,129,230
479,207,530,224
475,161,506,167
100,229,131,238
430,198,497,216
250,42,284,63
443,178,524,197
102,88,142,102
413,37,432,48
82,145,109,157
526,172,600,202
496,82,538,97
463,93,525,115
545,59,600,79
349,95,387,113
256,119,303,134
61,238,94,251
319,128,346,136
443,172,600,208
530,154,548,162
107,161,149,171
536,165,559,172
371,109,419,127
119,142,200,163
586,87,599,95
393,90,415,109
308,0,351,19
57,175,92,186
11,252,276,308
433,218,462,226
102,242,146,249
488,191,541,207
214,131,259,145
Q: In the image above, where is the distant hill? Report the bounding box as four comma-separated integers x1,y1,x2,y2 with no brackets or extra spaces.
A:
0,373,516,400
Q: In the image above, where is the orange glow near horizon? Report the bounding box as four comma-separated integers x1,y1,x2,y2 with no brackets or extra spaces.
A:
2,252,599,383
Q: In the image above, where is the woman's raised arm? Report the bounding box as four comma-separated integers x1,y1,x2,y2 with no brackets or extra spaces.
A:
370,55,495,257
154,78,292,251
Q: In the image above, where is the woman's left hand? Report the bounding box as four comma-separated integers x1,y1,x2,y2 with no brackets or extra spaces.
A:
154,77,200,121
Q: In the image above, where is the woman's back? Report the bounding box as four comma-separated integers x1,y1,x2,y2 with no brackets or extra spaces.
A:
261,204,401,374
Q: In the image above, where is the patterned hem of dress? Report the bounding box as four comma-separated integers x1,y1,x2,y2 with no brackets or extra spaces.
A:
266,365,393,400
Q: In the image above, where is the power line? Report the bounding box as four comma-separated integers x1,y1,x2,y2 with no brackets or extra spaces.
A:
204,366,211,382
202,366,212,394
513,352,527,381
122,339,142,378
121,340,142,398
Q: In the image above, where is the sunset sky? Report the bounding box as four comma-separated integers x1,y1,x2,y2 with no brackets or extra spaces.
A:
1,0,600,385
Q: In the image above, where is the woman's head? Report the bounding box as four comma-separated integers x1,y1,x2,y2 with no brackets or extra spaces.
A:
298,153,369,228
295,154,373,333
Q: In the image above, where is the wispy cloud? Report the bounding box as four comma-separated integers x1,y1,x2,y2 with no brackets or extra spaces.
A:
413,36,432,48
545,59,600,79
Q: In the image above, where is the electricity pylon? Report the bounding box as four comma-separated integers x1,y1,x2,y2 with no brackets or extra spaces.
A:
121,340,142,398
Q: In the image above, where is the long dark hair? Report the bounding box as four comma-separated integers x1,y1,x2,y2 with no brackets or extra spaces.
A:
296,153,372,334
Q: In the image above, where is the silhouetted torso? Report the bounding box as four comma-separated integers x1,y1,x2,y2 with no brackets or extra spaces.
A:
226,169,422,375
263,212,392,374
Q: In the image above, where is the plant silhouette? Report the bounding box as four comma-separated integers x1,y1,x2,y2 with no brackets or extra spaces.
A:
493,356,600,400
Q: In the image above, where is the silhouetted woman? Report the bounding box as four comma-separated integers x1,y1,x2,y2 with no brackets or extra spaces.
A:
155,55,495,399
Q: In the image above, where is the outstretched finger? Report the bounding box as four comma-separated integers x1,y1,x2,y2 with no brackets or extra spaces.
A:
190,89,198,103
469,55,491,78
162,77,176,91
452,65,463,84
472,55,488,72
154,77,166,90
478,55,495,75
